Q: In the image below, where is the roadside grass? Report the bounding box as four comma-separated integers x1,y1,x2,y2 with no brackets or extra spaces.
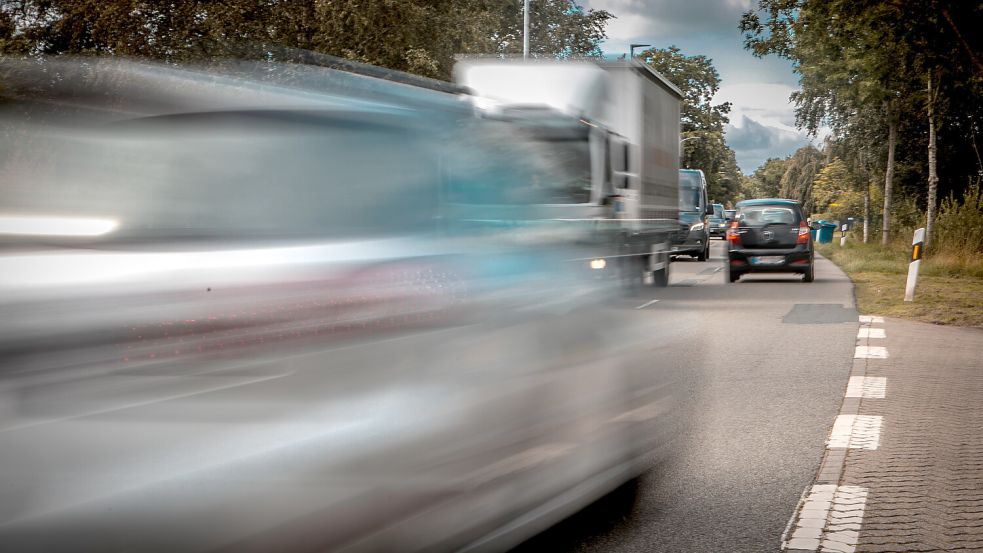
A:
818,238,983,328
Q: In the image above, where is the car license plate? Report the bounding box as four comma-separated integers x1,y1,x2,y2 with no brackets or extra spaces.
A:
751,256,785,265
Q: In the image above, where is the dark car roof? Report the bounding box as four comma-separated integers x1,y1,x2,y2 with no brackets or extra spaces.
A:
736,198,800,207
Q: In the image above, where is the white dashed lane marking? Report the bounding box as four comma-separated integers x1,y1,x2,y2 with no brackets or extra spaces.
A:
854,345,888,359
845,376,887,398
858,315,884,324
785,485,869,552
635,299,660,310
857,327,885,339
827,415,882,450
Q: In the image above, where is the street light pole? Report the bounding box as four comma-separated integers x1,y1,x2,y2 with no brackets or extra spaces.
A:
679,136,701,146
629,43,651,59
523,0,530,59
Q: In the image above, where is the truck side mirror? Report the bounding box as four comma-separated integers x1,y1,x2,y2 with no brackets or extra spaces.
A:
704,204,714,216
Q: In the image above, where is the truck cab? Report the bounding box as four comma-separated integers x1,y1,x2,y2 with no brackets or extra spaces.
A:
454,59,683,287
672,169,712,261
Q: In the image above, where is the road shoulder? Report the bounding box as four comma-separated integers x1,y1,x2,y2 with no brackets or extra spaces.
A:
782,316,983,553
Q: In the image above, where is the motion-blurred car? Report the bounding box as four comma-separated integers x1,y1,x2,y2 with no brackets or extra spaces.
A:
726,199,815,282
725,209,736,222
708,203,727,238
0,58,679,552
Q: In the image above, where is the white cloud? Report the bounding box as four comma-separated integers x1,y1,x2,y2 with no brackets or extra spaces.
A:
725,116,815,174
717,83,799,132
579,0,821,172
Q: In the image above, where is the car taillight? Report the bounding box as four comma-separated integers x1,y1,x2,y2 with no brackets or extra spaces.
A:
796,221,810,244
726,221,741,246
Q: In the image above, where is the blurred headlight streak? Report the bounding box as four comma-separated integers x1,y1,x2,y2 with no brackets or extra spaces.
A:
0,57,681,553
0,215,119,237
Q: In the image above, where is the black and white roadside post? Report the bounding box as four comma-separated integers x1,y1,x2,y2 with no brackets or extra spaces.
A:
904,227,925,302
840,223,847,247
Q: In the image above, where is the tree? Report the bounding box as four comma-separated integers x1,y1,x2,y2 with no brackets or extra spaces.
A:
778,146,824,211
741,1,915,244
812,157,861,221
746,158,788,199
638,46,731,134
741,0,983,248
482,0,612,59
0,0,613,80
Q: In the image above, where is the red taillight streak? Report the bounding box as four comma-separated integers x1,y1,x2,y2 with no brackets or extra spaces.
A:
726,221,742,246
796,221,810,244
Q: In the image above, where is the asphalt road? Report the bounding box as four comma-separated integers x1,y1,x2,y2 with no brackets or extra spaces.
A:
512,239,859,553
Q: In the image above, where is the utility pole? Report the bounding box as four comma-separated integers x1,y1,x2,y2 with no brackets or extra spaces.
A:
523,0,530,59
630,44,651,59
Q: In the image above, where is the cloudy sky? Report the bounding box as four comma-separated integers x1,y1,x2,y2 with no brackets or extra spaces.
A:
582,0,820,174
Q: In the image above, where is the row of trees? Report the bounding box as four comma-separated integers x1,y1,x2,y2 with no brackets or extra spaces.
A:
740,0,983,248
0,0,611,79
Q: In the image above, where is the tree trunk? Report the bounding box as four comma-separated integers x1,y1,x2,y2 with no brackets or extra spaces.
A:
882,110,897,246
926,72,939,248
859,148,870,243
864,180,870,244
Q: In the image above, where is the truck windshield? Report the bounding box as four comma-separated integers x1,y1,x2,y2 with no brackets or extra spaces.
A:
679,172,704,213
526,137,592,204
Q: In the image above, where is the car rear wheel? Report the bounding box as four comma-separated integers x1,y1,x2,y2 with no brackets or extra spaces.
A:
727,265,740,283
697,242,708,261
803,262,814,282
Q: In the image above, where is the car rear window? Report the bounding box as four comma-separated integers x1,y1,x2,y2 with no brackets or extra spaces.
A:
737,205,800,226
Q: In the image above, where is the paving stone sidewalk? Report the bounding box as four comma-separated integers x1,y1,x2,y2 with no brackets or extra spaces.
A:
784,317,983,553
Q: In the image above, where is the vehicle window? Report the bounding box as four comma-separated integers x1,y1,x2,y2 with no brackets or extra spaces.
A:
442,120,580,205
713,204,724,218
738,206,798,226
1,111,443,239
678,172,703,213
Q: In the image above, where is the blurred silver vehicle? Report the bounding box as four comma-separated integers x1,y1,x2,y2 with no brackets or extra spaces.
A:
0,58,679,552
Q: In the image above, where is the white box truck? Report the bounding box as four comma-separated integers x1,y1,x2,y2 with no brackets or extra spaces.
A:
455,58,683,286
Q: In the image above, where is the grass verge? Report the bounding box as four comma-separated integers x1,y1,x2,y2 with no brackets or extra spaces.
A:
818,238,983,328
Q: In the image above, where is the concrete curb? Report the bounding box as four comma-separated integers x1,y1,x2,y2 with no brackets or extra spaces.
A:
780,317,876,553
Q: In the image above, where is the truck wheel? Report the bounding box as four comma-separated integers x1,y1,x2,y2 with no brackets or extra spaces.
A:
651,253,670,287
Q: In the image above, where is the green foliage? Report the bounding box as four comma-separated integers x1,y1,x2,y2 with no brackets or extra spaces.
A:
638,46,731,134
0,0,613,80
778,146,823,209
935,180,983,254
743,157,787,199
811,157,862,221
741,1,983,248
739,147,825,208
